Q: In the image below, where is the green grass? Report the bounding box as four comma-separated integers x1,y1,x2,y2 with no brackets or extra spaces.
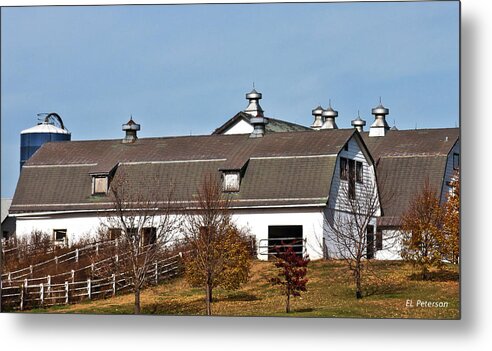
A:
26,260,460,319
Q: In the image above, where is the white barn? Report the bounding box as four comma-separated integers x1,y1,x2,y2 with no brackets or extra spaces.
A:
8,89,459,260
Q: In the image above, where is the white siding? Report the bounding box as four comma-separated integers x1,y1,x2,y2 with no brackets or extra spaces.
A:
15,214,103,245
322,208,377,259
322,136,382,259
375,229,402,260
329,137,380,217
15,207,327,260
223,119,253,135
232,208,325,260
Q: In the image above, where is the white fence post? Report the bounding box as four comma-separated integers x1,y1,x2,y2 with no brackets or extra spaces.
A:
65,281,69,305
29,265,33,278
112,274,116,296
87,279,91,300
47,275,51,299
40,283,44,306
75,249,79,263
55,256,58,267
20,284,24,311
155,262,158,284
96,243,99,255
8,272,11,284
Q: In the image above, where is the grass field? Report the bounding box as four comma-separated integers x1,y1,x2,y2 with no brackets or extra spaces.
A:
28,259,460,319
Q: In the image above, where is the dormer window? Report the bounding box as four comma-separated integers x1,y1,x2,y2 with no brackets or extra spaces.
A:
92,175,108,195
453,153,460,170
222,171,240,192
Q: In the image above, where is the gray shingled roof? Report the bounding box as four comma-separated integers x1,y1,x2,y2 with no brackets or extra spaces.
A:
361,128,459,226
212,112,310,135
11,129,353,213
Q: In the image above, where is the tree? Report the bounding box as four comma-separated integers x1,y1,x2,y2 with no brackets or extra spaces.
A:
443,171,460,264
104,169,181,314
183,174,251,316
400,181,445,280
323,166,393,299
269,244,309,313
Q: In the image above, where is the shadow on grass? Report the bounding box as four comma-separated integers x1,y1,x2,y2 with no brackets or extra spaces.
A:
220,291,260,302
294,307,314,313
408,269,460,282
144,298,206,315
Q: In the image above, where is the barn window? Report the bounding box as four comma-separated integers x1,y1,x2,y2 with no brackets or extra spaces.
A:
141,227,157,246
348,159,356,200
53,229,68,247
453,153,460,170
376,230,383,250
356,161,363,183
222,172,240,192
344,143,349,151
340,157,348,180
108,228,122,241
92,176,108,195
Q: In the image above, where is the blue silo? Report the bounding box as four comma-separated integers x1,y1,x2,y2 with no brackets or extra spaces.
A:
20,113,71,169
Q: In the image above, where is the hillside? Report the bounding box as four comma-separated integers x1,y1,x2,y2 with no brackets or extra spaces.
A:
28,259,460,319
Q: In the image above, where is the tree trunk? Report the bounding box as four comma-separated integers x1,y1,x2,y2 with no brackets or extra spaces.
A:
355,262,362,299
205,283,212,316
286,288,291,313
134,287,141,314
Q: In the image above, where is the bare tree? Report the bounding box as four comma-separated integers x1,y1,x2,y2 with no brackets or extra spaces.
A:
103,169,181,314
182,174,251,316
323,164,396,299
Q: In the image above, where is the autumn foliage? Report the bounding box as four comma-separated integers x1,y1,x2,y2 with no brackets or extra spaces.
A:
269,244,309,313
400,178,460,280
183,174,251,315
442,171,460,264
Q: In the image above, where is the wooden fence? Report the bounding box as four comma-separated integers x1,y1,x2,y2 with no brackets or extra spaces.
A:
1,240,120,282
0,253,184,311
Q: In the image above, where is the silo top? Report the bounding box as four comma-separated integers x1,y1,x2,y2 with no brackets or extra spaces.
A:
21,123,70,135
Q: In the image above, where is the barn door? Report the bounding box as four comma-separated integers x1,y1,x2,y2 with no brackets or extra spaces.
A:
267,225,303,258
366,225,374,259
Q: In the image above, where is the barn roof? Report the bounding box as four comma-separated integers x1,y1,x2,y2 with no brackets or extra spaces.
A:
361,128,459,226
11,129,355,213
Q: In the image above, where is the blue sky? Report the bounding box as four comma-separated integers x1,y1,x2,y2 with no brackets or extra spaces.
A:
1,1,459,198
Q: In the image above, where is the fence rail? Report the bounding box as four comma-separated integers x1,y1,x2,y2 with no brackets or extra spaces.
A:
257,237,307,257
0,253,184,311
1,239,120,281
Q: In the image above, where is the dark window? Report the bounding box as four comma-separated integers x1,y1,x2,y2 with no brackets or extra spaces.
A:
348,159,356,200
2,231,11,242
376,230,383,250
340,157,348,180
53,229,67,246
141,227,157,246
344,143,349,151
453,153,460,170
356,161,363,183
109,228,122,241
